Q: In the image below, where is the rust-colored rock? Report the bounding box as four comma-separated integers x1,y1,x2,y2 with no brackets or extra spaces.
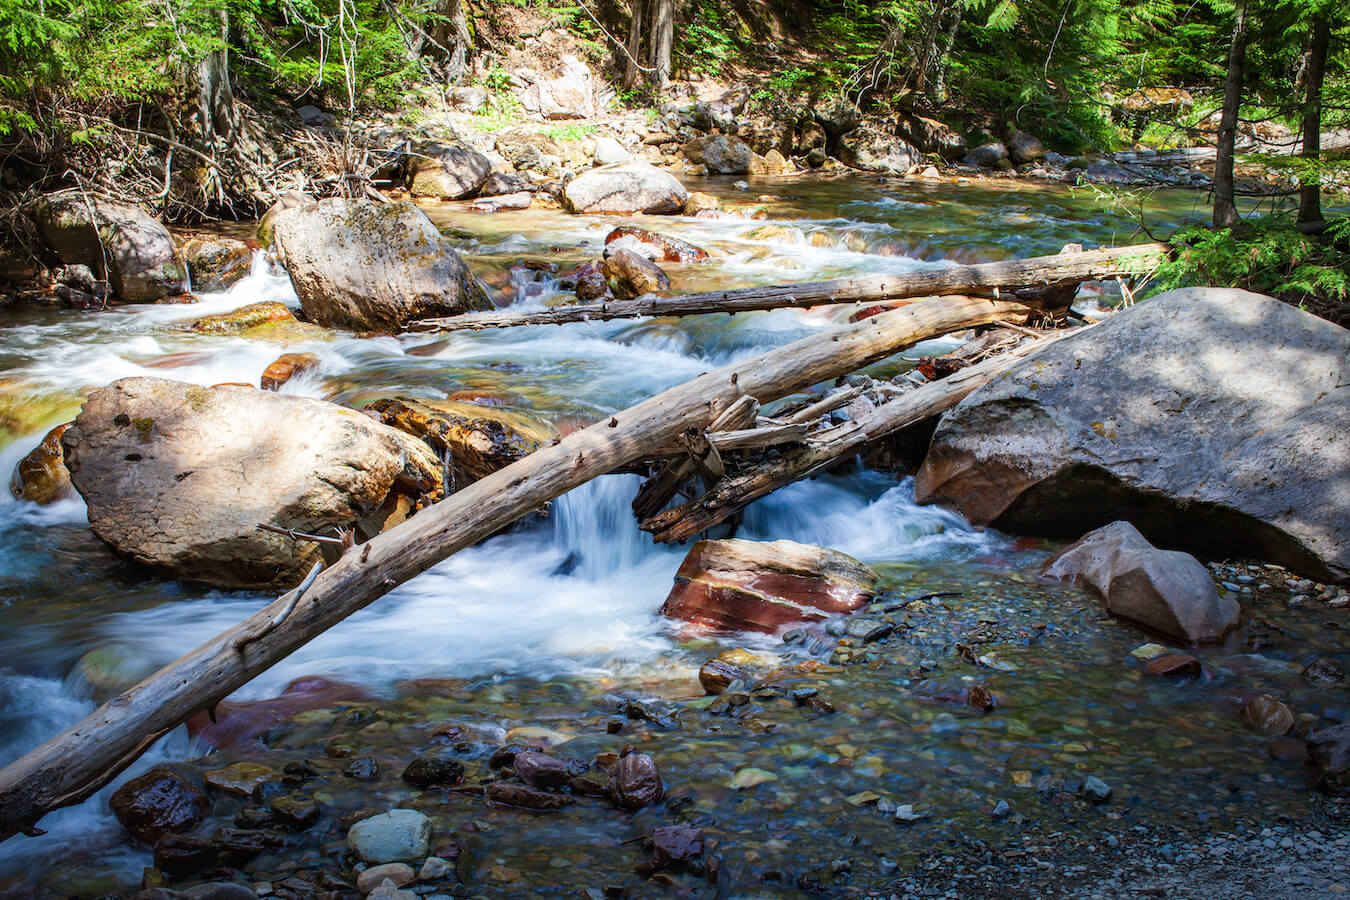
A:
965,685,996,712
260,352,321,391
1143,653,1204,678
561,260,609,301
10,423,73,504
604,226,709,263
486,782,574,810
513,751,569,789
1241,694,1294,736
698,659,743,695
602,248,669,300
652,824,704,869
684,192,719,216
662,538,877,633
189,301,297,334
181,236,254,292
366,397,557,490
186,676,370,749
607,750,663,811
110,767,210,845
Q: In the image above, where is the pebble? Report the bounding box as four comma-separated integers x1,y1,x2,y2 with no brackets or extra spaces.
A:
894,804,926,823
1080,776,1113,804
419,857,452,881
348,809,433,864
357,863,415,894
991,800,1011,819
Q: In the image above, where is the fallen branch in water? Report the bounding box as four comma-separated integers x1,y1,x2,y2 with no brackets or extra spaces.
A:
410,243,1166,333
0,294,1030,842
640,335,1057,543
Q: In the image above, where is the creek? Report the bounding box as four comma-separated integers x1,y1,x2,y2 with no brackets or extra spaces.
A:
0,175,1342,898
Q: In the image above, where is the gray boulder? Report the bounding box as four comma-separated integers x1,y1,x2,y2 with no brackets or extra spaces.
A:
32,195,186,302
838,127,923,175
813,97,862,137
966,142,1008,168
348,809,433,864
897,115,967,160
1044,521,1240,643
407,142,492,200
270,198,492,331
593,136,631,166
681,135,754,175
63,377,442,589
563,163,688,215
477,172,534,197
181,236,253,292
1008,131,1046,164
916,287,1350,584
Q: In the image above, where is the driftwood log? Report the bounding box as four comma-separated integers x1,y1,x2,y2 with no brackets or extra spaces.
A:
411,243,1166,333
641,336,1056,543
0,294,1029,842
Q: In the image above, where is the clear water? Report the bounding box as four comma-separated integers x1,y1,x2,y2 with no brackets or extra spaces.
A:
0,174,1302,893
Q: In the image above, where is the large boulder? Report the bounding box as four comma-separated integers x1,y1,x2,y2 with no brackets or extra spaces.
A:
603,225,708,263
661,538,877,633
110,768,210,845
740,116,794,157
407,142,493,200
62,377,442,589
270,199,492,331
562,164,688,215
897,115,966,160
1008,131,1046,164
839,127,923,175
365,397,557,488
181,236,253,292
1044,521,1240,643
681,135,754,175
966,142,1009,168
516,55,595,119
495,132,563,175
602,248,669,299
813,97,862,138
916,288,1350,584
31,195,187,302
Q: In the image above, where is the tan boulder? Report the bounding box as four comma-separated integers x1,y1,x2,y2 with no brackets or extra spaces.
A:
62,377,442,588
602,248,669,299
661,538,877,633
260,352,321,391
9,423,73,504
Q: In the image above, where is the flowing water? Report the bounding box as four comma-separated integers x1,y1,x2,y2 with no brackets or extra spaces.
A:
0,175,1342,897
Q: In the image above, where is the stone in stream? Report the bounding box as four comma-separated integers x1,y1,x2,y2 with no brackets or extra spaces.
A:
603,248,669,299
357,863,416,894
1079,775,1113,804
367,880,418,900
152,833,215,875
603,225,709,263
470,191,532,213
1303,658,1346,685
513,750,570,788
651,824,704,870
661,538,878,633
562,260,609,301
684,191,719,216
966,142,1009,168
9,422,73,504
401,755,465,788
1008,131,1047,164
698,659,744,695
62,378,442,589
607,750,664,810
204,762,281,797
1143,653,1204,678
347,809,433,863
342,755,379,781
1241,694,1295,736
30,194,187,302
917,288,1350,585
181,236,254,292
1044,522,1240,643
681,134,754,175
1307,723,1350,796
562,163,688,215
188,300,297,334
270,198,492,331
364,397,557,489
486,781,575,810
258,352,320,391
407,142,493,200
188,677,370,749
110,767,211,845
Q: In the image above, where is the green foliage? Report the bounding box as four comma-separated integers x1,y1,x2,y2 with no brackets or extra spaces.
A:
542,122,595,141
470,64,522,132
1154,216,1350,310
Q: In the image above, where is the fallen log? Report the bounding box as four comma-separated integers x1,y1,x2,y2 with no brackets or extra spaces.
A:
641,336,1057,543
411,243,1166,333
0,294,1029,842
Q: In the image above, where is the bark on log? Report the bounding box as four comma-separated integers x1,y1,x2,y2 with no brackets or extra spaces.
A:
0,295,1029,842
411,244,1167,333
641,337,1055,543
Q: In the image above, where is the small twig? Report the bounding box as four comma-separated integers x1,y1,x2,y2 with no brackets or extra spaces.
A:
257,523,349,546
993,319,1045,339
233,560,324,653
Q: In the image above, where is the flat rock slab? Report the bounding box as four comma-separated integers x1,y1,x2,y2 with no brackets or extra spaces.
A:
917,287,1350,583
662,538,877,633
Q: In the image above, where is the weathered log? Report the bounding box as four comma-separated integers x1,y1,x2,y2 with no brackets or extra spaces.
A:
632,395,758,520
410,243,1165,333
0,294,1028,842
641,336,1056,543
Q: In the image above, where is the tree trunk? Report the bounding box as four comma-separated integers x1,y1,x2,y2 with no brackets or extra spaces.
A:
194,8,238,148
410,243,1167,333
623,0,649,90
641,335,1054,543
652,0,674,87
0,295,1028,842
1298,18,1330,228
932,7,963,103
913,0,948,96
1213,0,1249,229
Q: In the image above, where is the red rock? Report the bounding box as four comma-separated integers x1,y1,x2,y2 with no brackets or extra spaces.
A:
259,352,320,391
513,751,569,789
485,782,573,810
965,685,996,712
1143,653,1203,678
652,824,704,868
604,226,709,263
661,538,877,633
185,676,369,749
607,751,664,811
698,659,743,695
110,768,210,845
1240,694,1294,736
